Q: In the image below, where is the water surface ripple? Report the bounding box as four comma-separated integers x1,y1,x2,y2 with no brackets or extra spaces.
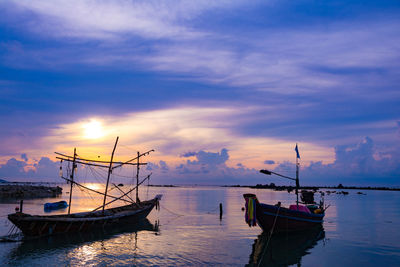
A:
1,186,399,266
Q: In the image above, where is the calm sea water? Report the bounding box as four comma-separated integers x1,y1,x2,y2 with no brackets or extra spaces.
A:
0,185,399,266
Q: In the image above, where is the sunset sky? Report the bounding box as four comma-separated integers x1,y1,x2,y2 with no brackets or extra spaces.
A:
0,0,399,186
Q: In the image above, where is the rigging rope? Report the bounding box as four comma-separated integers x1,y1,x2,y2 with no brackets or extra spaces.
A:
146,174,150,200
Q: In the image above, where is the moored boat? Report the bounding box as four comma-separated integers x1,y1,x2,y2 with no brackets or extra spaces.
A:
244,193,324,233
7,137,161,237
244,144,326,233
44,200,68,211
8,196,161,237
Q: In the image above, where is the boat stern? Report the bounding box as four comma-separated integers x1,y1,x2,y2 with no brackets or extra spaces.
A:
243,193,259,227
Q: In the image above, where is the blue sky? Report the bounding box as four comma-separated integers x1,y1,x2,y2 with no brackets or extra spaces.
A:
0,0,399,186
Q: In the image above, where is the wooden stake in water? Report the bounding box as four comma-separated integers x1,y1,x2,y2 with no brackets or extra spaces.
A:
19,200,23,213
136,151,140,203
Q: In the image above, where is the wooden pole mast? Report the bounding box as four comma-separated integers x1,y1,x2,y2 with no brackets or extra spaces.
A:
68,148,76,215
102,137,119,214
296,144,300,210
136,151,140,203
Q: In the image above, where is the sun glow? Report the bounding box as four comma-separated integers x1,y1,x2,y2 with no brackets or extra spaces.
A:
85,183,103,191
48,107,334,169
83,119,104,139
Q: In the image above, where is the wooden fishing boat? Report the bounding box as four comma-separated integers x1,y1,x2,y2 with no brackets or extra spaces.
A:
8,196,161,237
244,193,324,233
244,144,326,233
8,137,161,237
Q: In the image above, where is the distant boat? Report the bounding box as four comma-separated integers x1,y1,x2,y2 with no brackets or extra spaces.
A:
44,200,68,211
244,144,326,233
8,137,162,237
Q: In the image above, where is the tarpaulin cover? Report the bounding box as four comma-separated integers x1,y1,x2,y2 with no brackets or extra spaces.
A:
289,204,311,213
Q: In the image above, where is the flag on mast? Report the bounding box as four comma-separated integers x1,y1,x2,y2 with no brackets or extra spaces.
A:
295,144,300,159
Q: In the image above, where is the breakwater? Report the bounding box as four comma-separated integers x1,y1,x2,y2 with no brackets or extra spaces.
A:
0,184,62,199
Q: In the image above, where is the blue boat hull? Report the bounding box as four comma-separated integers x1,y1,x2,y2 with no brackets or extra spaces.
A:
44,201,68,211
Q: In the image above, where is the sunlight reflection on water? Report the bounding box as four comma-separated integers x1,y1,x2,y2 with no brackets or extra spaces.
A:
0,185,400,266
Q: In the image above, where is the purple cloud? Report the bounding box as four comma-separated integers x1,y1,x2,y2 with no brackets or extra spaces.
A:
264,160,275,165
0,158,28,177
21,153,28,162
195,148,229,166
146,160,169,173
272,137,400,186
159,160,169,173
0,156,58,182
181,151,197,157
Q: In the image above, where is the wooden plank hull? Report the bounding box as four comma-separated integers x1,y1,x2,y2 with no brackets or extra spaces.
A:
8,196,161,237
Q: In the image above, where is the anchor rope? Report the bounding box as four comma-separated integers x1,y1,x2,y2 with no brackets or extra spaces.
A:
206,206,220,214
159,203,222,217
257,205,280,267
159,203,184,217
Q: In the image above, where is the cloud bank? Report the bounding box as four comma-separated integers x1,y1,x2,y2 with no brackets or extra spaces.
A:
1,137,399,185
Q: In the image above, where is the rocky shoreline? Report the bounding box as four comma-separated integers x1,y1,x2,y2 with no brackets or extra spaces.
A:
0,184,62,199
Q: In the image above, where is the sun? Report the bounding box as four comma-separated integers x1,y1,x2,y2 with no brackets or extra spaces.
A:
83,119,104,139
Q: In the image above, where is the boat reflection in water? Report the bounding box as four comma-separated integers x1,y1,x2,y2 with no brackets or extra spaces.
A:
9,219,159,259
247,226,325,267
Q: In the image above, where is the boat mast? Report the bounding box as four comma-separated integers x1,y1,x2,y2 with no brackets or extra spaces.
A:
296,150,300,210
136,151,140,203
260,144,301,209
295,143,301,210
68,148,76,215
102,137,119,214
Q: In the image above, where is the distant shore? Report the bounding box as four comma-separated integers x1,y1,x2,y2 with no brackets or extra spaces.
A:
0,184,63,199
224,184,400,191
148,184,178,187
